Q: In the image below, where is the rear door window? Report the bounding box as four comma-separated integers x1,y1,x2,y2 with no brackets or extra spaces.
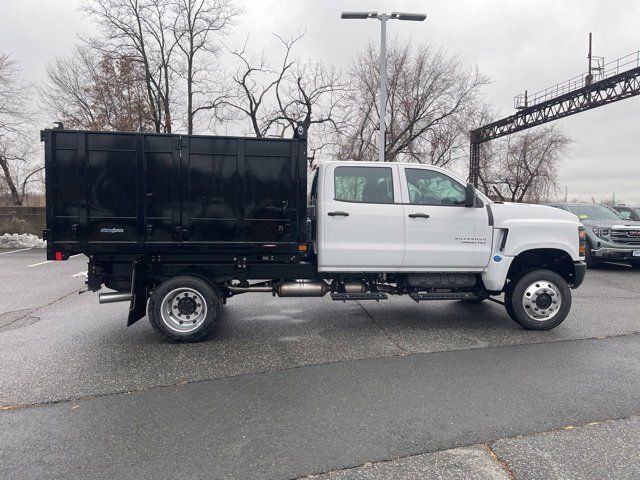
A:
334,166,394,204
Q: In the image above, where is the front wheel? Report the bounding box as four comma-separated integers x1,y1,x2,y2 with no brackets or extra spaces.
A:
148,275,221,342
504,270,571,330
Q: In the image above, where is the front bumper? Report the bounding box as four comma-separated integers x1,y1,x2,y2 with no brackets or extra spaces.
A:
591,246,640,261
572,261,587,289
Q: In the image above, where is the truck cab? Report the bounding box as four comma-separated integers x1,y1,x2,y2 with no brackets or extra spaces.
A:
312,160,585,284
313,161,493,271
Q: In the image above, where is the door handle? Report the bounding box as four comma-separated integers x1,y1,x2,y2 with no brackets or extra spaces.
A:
328,211,350,217
408,213,430,218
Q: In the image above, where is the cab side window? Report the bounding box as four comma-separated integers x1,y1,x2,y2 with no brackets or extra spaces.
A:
405,168,465,206
334,166,394,204
618,208,639,221
618,209,631,220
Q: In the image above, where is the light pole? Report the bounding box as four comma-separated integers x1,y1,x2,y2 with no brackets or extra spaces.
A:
341,11,427,162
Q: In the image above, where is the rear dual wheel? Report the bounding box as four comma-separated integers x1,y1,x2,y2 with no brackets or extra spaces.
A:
148,275,222,342
505,269,571,330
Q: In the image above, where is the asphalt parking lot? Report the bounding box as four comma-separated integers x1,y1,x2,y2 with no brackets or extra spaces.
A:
1,248,639,479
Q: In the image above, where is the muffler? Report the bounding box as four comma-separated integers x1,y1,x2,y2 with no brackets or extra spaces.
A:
343,281,365,293
276,280,330,297
99,292,133,304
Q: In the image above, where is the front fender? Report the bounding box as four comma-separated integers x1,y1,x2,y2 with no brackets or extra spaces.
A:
490,203,581,261
501,220,581,261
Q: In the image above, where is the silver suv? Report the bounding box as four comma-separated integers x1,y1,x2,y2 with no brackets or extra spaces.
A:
546,203,640,268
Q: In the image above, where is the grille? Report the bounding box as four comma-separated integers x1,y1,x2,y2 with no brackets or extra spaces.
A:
610,229,640,245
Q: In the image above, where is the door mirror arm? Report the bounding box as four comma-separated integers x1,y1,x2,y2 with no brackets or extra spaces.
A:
465,182,476,208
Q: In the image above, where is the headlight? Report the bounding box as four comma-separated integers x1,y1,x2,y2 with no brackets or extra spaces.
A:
591,226,610,239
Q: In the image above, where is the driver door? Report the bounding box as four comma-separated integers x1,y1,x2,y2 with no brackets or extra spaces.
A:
400,167,492,269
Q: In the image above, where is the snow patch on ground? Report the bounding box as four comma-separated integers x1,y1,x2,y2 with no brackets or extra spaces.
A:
0,233,46,249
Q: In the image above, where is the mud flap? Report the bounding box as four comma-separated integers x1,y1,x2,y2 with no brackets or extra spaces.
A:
127,261,149,326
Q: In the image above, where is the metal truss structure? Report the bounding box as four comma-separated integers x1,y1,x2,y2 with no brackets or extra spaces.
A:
469,51,640,187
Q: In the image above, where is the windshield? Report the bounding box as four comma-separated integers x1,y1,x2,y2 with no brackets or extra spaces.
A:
568,205,622,221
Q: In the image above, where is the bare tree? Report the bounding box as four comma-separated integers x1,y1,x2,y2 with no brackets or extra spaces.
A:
44,48,153,131
80,0,241,134
479,125,571,203
0,53,41,206
338,41,488,165
211,34,299,137
212,33,345,164
172,0,241,133
272,58,345,135
81,0,177,132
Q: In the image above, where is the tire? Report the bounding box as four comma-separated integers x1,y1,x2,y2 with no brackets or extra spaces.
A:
148,275,221,343
505,269,571,330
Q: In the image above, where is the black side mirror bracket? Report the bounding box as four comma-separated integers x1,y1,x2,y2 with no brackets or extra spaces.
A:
465,182,476,208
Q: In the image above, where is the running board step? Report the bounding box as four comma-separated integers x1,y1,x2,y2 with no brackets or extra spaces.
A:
331,292,388,302
409,292,477,302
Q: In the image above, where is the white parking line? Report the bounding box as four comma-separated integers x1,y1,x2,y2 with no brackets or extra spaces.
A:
27,260,51,268
27,253,83,268
71,271,87,278
0,247,33,256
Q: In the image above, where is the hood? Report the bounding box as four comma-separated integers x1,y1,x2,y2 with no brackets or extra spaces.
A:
580,219,640,228
490,202,580,227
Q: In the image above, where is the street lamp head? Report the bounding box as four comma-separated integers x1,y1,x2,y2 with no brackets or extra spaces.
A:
341,11,378,19
342,10,426,162
391,12,427,21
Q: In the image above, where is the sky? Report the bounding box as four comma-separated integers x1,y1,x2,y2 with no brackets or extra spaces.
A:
1,0,639,202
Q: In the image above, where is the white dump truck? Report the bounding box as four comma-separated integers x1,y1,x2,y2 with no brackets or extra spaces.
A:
43,127,586,342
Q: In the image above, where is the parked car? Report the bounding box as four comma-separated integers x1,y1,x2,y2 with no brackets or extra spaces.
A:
545,203,640,268
613,205,640,222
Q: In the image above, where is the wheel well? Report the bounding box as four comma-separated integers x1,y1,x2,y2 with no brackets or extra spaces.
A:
507,249,575,285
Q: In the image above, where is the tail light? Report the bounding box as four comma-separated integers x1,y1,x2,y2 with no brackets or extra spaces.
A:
578,226,587,257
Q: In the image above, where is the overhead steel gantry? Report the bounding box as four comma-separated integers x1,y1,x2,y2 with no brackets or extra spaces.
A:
469,47,640,186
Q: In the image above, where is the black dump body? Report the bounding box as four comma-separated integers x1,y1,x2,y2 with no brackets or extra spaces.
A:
42,127,308,259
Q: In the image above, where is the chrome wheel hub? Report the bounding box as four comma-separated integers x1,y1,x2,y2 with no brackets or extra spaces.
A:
522,280,562,321
160,287,207,333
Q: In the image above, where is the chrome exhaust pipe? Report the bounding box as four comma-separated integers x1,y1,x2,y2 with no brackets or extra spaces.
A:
226,280,330,297
99,292,133,304
227,286,274,293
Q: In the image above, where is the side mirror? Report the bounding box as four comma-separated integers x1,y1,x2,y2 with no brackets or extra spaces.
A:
465,182,476,208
